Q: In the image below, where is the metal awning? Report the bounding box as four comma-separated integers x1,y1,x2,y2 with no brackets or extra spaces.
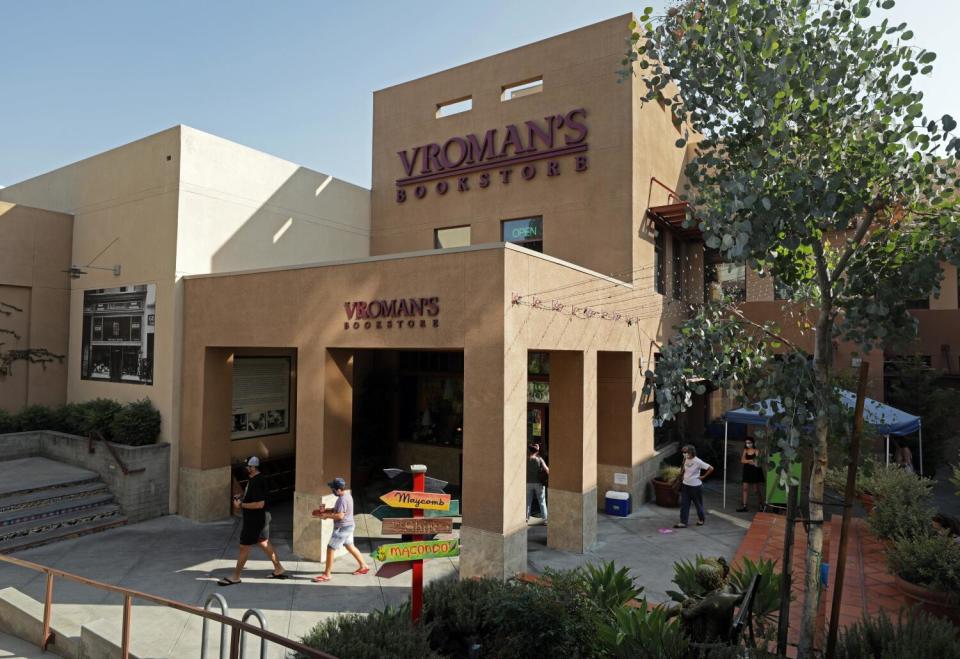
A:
646,201,702,240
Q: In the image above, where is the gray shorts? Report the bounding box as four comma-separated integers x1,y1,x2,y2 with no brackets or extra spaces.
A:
328,524,355,550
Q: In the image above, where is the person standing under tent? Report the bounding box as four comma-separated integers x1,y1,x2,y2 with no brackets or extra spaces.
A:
737,437,765,512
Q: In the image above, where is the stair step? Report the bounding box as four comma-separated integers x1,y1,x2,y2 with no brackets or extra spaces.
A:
0,476,103,501
0,514,127,554
0,493,116,528
0,481,110,514
0,504,123,546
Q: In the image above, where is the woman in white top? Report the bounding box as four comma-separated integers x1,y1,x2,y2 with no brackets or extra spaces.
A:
675,444,714,528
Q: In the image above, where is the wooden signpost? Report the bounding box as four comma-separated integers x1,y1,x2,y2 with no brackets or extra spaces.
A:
373,464,459,623
381,517,454,536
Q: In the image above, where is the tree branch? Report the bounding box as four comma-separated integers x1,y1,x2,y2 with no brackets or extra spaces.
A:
829,206,879,284
727,306,802,351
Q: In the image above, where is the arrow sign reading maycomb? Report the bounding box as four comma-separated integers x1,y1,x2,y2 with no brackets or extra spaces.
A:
380,490,451,511
371,500,460,522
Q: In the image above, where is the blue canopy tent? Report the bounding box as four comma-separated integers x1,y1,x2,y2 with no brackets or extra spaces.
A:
720,392,922,508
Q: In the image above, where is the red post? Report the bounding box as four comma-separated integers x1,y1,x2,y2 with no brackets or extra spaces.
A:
410,464,426,624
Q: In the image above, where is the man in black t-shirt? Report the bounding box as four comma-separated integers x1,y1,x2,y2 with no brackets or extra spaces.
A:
218,456,287,585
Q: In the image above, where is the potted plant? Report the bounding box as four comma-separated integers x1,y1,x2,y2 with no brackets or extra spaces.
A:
825,455,884,513
887,532,960,624
652,465,681,507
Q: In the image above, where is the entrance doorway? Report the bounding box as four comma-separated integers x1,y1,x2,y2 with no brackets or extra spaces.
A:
351,350,464,512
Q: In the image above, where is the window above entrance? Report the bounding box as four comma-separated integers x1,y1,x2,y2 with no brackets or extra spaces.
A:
435,226,471,249
501,77,543,102
502,217,543,253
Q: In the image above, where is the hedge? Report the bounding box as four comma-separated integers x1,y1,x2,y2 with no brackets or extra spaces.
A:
0,399,161,446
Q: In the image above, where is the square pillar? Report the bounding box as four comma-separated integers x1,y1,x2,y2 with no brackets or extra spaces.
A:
597,351,638,506
178,347,233,521
459,340,527,579
294,347,353,560
547,350,597,553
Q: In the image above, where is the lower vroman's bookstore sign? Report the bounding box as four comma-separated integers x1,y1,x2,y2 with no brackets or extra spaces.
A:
343,296,440,330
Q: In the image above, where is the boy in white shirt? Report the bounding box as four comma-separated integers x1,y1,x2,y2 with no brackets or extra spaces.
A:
675,444,714,528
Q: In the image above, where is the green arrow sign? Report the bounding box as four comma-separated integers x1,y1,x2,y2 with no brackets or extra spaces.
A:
374,538,460,564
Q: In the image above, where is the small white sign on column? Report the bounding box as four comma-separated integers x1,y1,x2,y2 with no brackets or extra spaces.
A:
613,472,629,486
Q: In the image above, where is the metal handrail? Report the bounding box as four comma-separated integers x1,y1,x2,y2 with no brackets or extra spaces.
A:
201,593,229,659
0,553,336,659
87,430,146,475
239,609,268,659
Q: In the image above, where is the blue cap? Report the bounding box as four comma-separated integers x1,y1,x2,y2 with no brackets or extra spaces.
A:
328,477,346,490
246,456,260,467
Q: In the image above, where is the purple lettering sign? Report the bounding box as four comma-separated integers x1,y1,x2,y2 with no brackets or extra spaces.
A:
395,108,589,202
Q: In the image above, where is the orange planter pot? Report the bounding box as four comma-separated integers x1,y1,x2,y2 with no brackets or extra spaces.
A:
894,575,960,625
652,478,679,508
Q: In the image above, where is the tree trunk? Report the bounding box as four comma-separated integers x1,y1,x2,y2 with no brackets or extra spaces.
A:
798,312,833,658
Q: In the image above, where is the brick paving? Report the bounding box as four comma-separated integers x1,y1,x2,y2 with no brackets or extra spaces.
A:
733,512,914,656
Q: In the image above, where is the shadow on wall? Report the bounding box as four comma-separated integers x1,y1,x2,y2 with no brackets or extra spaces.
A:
203,166,370,276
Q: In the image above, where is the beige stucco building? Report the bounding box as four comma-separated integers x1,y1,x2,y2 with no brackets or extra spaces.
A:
3,14,958,578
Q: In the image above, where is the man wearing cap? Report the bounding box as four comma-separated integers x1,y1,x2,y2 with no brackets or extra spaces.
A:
312,477,369,582
218,456,287,586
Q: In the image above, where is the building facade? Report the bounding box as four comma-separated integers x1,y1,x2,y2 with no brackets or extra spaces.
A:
2,14,958,578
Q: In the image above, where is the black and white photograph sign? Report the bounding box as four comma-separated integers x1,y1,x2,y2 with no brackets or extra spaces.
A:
80,284,156,385
231,357,291,440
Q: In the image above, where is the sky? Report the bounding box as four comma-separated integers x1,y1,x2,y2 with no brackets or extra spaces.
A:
1,1,957,189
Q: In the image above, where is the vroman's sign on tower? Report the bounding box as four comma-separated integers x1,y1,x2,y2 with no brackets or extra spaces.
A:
395,108,588,202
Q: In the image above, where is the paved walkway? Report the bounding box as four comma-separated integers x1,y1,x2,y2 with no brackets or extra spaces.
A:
0,482,750,657
732,512,917,657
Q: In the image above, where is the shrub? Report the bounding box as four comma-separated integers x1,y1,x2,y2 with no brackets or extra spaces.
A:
656,465,682,482
597,600,689,659
825,455,884,497
726,556,783,623
866,468,935,540
50,403,87,435
580,561,644,613
80,398,123,440
837,609,960,658
297,605,438,659
16,404,56,431
886,532,960,595
0,409,20,434
422,572,604,658
110,399,161,446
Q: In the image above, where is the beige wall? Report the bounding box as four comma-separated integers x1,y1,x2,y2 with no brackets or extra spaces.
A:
371,15,638,281
179,243,669,573
0,203,73,411
0,126,371,511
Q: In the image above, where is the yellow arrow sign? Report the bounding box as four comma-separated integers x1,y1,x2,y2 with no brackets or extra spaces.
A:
379,490,451,511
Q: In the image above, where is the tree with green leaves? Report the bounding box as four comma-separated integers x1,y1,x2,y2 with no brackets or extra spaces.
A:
624,1,960,656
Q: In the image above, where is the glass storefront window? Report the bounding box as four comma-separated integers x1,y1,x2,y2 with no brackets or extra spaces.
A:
502,217,543,253
90,346,112,379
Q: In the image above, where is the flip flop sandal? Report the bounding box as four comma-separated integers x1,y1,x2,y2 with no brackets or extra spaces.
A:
217,578,241,586
353,567,370,575
312,574,332,583
268,573,290,579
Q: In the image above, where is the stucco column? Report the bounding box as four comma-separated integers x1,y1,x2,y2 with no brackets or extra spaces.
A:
459,339,527,579
178,347,233,521
547,350,598,552
294,347,353,560
596,351,637,507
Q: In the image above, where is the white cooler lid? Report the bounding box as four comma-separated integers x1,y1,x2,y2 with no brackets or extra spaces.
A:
605,490,630,500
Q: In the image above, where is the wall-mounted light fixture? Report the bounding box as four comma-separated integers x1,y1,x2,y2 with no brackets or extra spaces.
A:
64,264,122,279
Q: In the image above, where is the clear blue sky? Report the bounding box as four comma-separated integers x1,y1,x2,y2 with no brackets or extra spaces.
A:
1,1,956,189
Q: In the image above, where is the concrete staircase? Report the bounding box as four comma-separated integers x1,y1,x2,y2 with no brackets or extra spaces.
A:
0,458,127,553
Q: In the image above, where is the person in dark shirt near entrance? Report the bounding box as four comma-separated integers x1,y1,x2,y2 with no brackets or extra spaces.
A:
218,456,287,585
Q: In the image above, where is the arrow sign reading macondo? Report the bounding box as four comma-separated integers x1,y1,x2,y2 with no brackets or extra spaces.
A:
380,490,451,511
374,538,460,564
